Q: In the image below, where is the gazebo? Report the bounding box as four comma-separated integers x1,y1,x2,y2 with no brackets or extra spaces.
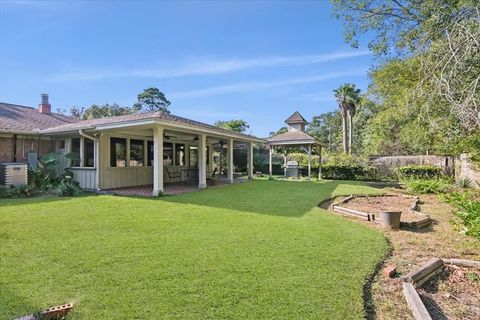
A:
267,111,323,180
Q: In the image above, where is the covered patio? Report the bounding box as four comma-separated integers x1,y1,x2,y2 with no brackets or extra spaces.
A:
267,111,323,180
40,112,265,196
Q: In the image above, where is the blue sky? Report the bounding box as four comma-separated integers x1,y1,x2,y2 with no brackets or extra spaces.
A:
0,0,373,137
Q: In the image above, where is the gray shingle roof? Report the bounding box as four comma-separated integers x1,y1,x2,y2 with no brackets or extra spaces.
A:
40,111,264,142
0,102,78,133
267,130,321,145
285,111,308,124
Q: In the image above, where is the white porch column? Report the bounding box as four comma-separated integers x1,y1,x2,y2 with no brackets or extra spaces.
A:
307,144,312,181
227,138,234,183
269,145,273,178
247,142,254,180
94,139,100,190
153,127,164,196
79,136,84,167
283,151,287,177
198,133,207,188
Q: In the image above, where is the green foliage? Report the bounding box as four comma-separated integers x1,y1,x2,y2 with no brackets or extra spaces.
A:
403,179,451,194
456,176,473,189
133,87,171,113
70,103,135,120
0,185,34,199
443,191,480,239
29,152,82,196
55,169,81,196
321,164,366,180
396,165,443,180
214,119,249,133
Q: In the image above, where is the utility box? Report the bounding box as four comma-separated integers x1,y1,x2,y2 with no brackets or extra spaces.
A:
1,163,28,186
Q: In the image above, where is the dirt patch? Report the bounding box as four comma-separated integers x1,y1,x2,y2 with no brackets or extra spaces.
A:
341,195,423,223
419,265,480,320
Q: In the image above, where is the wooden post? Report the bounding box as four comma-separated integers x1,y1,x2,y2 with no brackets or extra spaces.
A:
308,144,312,181
152,127,164,196
269,145,273,178
402,282,432,320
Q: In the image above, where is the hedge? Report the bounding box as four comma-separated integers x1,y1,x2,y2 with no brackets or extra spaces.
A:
396,165,443,180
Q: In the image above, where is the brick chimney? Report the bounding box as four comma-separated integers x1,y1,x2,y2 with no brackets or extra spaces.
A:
38,93,51,114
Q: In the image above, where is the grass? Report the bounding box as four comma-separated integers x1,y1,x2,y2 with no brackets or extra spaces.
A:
0,180,387,319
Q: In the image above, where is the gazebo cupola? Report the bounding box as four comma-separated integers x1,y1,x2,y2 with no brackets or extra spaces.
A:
285,111,308,132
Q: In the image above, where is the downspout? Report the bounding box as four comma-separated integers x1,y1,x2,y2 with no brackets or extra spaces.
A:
79,129,100,191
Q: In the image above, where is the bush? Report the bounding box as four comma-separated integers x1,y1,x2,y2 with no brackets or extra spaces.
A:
0,184,35,199
443,191,480,239
455,176,473,189
403,178,451,194
396,165,443,180
321,164,366,180
320,153,377,180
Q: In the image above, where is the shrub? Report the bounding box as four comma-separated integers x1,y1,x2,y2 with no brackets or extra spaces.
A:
396,165,443,180
321,164,365,180
443,191,480,239
456,176,473,189
0,184,35,199
55,168,81,196
403,178,451,194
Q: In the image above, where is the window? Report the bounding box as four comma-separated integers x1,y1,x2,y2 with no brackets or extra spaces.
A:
175,144,185,166
163,142,173,166
130,139,144,166
58,140,65,149
110,138,126,167
84,138,95,167
147,141,154,166
189,146,198,166
71,138,81,167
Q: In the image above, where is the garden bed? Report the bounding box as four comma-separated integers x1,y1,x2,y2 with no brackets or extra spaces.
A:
330,194,432,229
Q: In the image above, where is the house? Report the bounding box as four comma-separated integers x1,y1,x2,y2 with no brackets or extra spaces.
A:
0,94,265,195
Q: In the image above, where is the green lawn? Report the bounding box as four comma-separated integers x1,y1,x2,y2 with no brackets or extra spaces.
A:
0,180,387,319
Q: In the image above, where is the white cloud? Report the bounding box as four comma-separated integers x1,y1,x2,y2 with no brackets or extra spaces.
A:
170,70,366,98
48,50,370,82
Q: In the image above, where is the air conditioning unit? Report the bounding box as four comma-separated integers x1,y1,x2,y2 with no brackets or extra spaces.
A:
1,163,28,186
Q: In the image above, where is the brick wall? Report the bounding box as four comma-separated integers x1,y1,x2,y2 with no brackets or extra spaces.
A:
0,137,13,163
0,135,55,164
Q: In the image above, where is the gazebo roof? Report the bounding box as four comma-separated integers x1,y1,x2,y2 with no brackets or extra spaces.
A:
267,130,322,146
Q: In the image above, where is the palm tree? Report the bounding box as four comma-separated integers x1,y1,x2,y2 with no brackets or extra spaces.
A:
333,84,361,154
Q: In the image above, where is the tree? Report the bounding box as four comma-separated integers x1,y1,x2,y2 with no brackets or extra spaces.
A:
70,103,134,120
333,83,361,153
134,87,171,113
331,0,480,130
269,127,288,137
307,112,342,152
214,120,249,133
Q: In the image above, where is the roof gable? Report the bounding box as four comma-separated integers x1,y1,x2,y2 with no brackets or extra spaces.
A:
285,111,307,124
